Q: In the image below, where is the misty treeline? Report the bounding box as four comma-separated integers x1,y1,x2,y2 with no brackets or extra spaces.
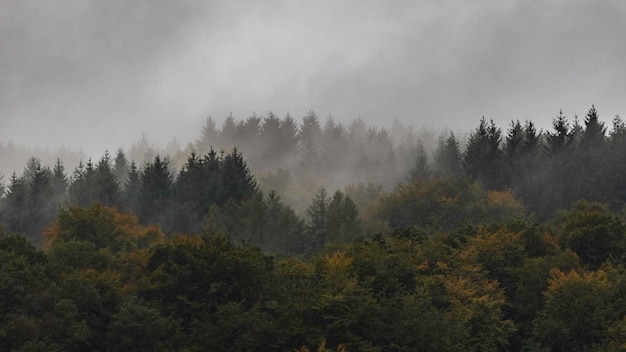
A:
2,106,626,350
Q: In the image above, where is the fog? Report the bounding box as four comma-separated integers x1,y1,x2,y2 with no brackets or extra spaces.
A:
1,1,626,157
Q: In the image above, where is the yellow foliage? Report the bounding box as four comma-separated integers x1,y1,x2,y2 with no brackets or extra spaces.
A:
322,251,358,298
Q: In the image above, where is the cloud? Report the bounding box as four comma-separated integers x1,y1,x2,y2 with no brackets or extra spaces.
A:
1,0,625,156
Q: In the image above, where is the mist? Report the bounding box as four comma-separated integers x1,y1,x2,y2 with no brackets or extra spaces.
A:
2,1,626,158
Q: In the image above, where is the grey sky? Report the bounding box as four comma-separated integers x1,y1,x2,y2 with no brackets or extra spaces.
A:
1,0,626,156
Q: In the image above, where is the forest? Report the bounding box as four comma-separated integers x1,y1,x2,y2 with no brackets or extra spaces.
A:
1,105,626,351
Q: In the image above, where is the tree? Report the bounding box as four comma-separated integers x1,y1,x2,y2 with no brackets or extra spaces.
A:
407,139,431,181
1,173,28,236
220,148,257,204
546,110,570,154
137,155,173,227
306,187,329,251
196,116,219,155
25,158,54,246
320,116,348,172
68,159,96,206
298,110,323,177
554,201,626,269
94,151,122,207
326,190,361,243
463,118,503,189
51,158,68,203
123,161,140,214
113,149,130,188
532,268,626,351
581,104,606,149
434,132,462,178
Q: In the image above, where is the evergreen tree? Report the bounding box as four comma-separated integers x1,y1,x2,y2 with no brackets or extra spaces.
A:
51,158,68,203
1,173,28,235
94,151,122,207
220,113,238,148
463,117,503,189
326,190,361,243
220,148,257,204
264,190,306,253
502,120,525,188
546,110,570,153
113,149,129,187
123,161,141,214
407,139,431,181
138,155,173,226
320,116,348,172
27,159,54,244
298,110,323,176
69,158,98,206
260,112,283,165
279,114,300,156
306,186,329,251
581,105,606,149
196,116,219,155
434,132,462,178
171,151,207,234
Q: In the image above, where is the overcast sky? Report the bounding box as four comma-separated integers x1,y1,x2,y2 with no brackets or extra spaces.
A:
2,0,626,156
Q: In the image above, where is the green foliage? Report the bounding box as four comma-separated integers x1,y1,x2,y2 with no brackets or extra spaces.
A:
463,117,503,189
553,201,626,269
378,178,525,232
205,190,306,254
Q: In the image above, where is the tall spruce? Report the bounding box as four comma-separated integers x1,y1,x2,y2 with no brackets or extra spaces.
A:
463,117,503,189
434,132,462,178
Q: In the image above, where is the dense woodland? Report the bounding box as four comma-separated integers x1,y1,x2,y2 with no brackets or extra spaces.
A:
2,106,626,350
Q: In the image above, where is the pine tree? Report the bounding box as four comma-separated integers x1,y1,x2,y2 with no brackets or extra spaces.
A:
220,113,238,149
326,190,361,242
306,186,329,251
138,155,173,226
320,116,348,171
581,105,606,149
123,161,141,214
220,148,257,204
1,173,28,235
546,110,570,154
25,158,53,246
463,118,503,189
94,151,122,207
434,132,462,178
298,110,323,176
51,158,68,202
113,149,130,187
407,139,431,181
502,120,524,187
196,116,219,155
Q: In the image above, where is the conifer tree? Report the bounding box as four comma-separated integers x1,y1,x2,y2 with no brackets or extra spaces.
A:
196,116,219,155
1,173,28,235
546,109,570,153
94,151,121,207
306,186,329,251
326,190,361,242
463,118,503,189
581,105,606,148
138,155,173,226
407,139,431,181
220,148,257,204
113,149,129,187
434,132,462,178
51,158,68,202
123,161,140,214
